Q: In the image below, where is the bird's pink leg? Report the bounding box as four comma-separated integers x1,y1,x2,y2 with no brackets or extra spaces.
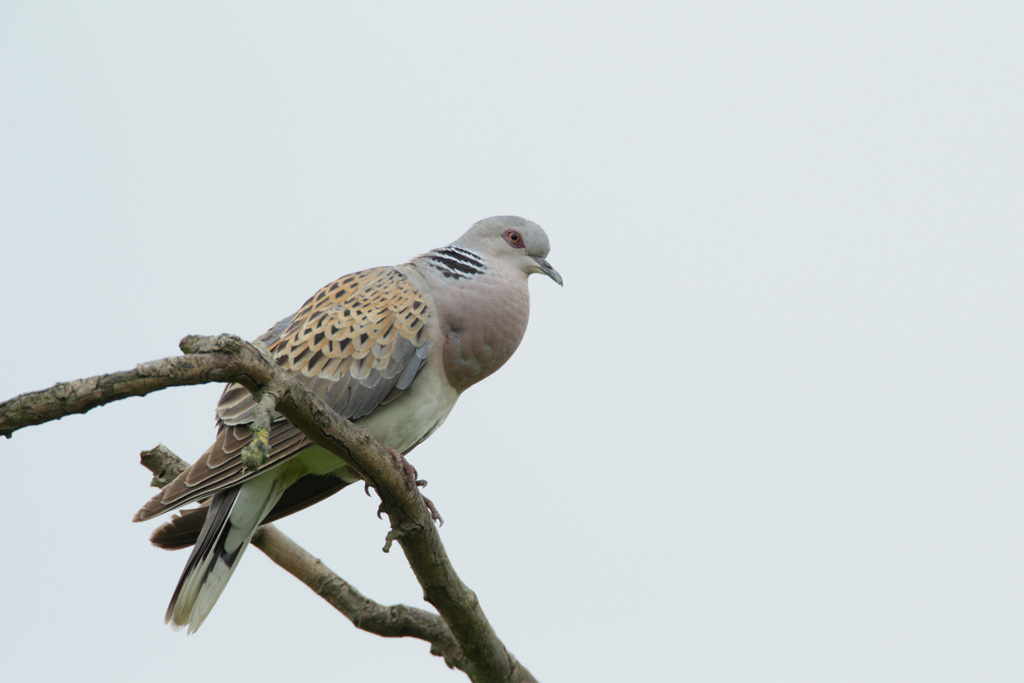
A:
374,447,444,525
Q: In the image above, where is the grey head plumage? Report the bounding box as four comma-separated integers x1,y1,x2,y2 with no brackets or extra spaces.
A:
431,216,563,286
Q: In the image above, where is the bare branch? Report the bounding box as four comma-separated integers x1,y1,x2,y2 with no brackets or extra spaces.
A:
252,526,469,671
239,390,277,471
139,444,189,489
0,338,247,438
1,333,538,683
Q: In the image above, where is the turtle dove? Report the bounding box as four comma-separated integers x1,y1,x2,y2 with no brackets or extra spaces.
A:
134,216,561,633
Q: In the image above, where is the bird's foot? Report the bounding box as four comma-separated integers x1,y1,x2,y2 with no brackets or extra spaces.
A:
387,447,427,488
382,447,444,526
421,494,444,526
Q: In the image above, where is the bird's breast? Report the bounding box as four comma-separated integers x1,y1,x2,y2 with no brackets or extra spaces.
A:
354,359,459,455
439,274,531,392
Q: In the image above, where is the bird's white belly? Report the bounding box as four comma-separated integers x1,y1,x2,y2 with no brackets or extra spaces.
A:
354,363,459,454
284,363,459,483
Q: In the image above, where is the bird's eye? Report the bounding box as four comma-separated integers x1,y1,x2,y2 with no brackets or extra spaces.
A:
503,230,524,248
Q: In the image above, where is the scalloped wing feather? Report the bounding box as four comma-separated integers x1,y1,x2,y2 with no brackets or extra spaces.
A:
134,266,432,521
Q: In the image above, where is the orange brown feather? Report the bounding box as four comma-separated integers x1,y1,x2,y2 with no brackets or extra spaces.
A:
134,267,431,522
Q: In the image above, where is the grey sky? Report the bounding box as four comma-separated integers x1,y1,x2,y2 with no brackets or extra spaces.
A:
2,2,1022,681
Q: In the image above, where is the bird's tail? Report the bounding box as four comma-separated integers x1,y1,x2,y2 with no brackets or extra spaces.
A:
164,475,284,633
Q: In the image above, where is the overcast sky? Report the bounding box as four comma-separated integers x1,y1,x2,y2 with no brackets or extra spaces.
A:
2,2,1022,681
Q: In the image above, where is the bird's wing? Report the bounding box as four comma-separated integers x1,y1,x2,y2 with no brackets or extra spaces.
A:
134,266,431,521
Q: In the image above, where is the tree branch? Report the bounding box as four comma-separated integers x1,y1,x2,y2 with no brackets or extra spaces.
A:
0,333,537,683
252,526,469,670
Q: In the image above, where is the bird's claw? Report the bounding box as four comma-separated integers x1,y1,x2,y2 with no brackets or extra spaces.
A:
422,494,444,526
387,447,422,489
382,447,444,525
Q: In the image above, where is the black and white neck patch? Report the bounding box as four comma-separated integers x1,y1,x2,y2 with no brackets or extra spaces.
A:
427,246,487,279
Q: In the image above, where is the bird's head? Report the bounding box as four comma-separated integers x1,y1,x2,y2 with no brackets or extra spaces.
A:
454,216,563,286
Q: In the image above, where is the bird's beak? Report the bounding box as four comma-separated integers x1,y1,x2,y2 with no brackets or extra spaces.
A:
531,255,563,286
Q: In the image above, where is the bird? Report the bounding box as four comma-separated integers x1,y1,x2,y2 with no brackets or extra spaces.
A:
133,215,562,633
